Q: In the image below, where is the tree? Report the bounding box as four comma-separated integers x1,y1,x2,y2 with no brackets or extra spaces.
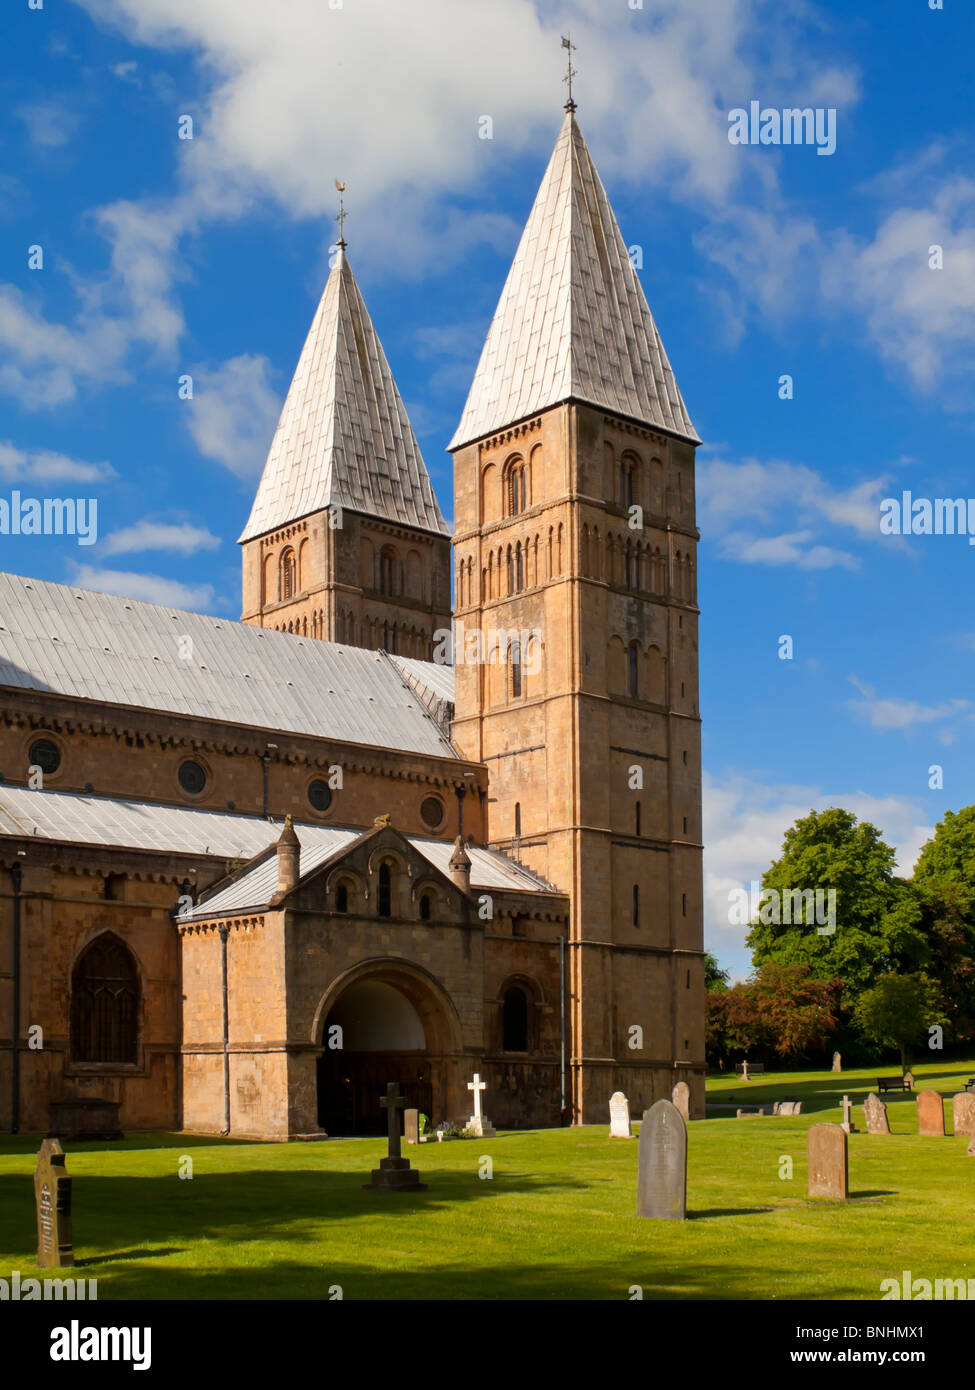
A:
705,963,842,1066
912,807,975,1042
914,806,975,907
746,807,925,1006
747,963,842,1058
852,972,946,1071
704,952,730,992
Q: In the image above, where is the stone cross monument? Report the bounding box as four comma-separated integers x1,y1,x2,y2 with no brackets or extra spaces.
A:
363,1082,427,1191
465,1072,496,1138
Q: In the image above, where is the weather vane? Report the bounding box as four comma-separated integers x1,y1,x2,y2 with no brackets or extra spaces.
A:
562,34,577,112
334,179,347,248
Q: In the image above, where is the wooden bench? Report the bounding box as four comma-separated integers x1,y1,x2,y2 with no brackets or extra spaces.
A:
735,1062,766,1075
877,1077,911,1094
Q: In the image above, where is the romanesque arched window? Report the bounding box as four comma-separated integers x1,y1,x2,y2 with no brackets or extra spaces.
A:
379,547,396,596
70,934,139,1064
510,638,522,699
279,548,296,600
502,986,529,1051
378,862,392,917
504,459,527,516
628,641,639,698
419,892,432,921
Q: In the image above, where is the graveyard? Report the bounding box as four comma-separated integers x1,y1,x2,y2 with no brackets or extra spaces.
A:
2,1058,973,1301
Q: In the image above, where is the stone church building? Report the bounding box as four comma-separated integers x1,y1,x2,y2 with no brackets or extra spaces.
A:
0,107,705,1139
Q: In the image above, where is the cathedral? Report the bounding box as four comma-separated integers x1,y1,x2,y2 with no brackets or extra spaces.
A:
0,104,705,1139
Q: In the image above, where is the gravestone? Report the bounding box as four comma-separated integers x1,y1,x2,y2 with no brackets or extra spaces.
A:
403,1108,419,1145
637,1099,687,1220
903,1071,915,1089
671,1081,690,1122
917,1089,945,1137
952,1092,975,1137
465,1073,496,1138
832,1052,842,1072
863,1092,890,1134
841,1095,857,1134
740,1061,750,1082
807,1124,848,1200
363,1083,427,1191
34,1139,73,1268
778,1100,803,1117
609,1091,632,1138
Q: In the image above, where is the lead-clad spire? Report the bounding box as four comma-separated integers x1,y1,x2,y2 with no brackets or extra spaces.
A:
239,251,449,543
448,112,698,452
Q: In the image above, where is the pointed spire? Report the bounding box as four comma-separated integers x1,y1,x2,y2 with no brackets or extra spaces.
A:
239,251,449,543
449,114,699,452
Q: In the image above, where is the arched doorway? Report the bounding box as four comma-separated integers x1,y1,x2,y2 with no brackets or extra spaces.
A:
316,968,459,1135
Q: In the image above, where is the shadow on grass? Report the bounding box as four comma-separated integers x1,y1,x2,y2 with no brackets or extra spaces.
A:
0,1166,593,1268
687,1207,774,1219
0,1132,252,1158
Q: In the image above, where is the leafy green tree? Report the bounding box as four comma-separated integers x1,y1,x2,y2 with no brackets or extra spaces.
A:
746,808,925,1005
852,972,946,1071
704,952,730,992
912,808,975,1041
914,806,975,906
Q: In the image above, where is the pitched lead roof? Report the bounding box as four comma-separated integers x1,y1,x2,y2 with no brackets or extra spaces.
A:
0,785,557,903
0,572,458,757
449,112,699,451
239,249,449,542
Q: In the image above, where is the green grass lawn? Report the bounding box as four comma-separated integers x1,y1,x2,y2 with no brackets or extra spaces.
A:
2,1059,973,1301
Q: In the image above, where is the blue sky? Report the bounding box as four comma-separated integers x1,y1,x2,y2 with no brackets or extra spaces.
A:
1,0,972,977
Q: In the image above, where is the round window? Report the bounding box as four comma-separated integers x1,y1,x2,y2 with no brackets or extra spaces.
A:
178,760,207,795
420,796,444,829
308,779,332,813
29,738,61,775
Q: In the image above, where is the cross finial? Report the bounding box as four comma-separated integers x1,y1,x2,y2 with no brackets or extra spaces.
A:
561,33,577,112
334,179,348,249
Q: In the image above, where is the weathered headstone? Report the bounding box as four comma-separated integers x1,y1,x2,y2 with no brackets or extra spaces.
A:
952,1092,975,1137
363,1083,427,1190
609,1091,632,1138
403,1108,419,1145
832,1052,842,1072
840,1094,857,1134
917,1089,945,1137
671,1080,690,1122
34,1139,73,1268
863,1092,890,1134
808,1123,848,1200
637,1099,687,1220
465,1072,496,1138
740,1061,750,1082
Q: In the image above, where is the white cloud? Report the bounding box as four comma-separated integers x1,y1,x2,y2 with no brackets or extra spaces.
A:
16,102,79,148
822,176,975,390
697,455,889,571
68,561,215,610
0,441,114,483
185,354,281,479
846,675,970,732
100,520,221,557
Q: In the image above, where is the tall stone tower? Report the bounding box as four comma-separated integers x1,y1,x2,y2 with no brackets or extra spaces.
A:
449,108,705,1122
239,246,451,659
